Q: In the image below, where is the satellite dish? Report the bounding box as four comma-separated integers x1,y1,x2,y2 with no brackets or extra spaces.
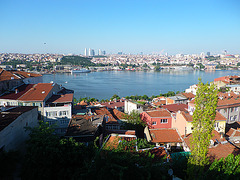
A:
168,169,173,176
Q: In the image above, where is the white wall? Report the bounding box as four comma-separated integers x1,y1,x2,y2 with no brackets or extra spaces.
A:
0,108,38,151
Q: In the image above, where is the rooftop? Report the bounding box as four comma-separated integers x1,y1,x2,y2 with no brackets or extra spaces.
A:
149,128,182,143
162,103,188,113
0,106,37,131
145,109,171,118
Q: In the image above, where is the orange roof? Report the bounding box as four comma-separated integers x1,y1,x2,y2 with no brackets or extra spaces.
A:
149,128,182,143
181,111,226,122
183,130,238,160
112,109,125,120
46,93,73,103
104,134,136,150
181,92,195,99
0,69,41,81
162,104,188,113
94,107,118,124
146,109,171,118
18,83,54,101
181,111,193,122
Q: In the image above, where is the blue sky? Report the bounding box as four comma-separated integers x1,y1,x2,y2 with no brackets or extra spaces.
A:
0,0,239,55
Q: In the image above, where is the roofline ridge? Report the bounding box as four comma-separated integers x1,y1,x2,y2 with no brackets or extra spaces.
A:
17,84,36,100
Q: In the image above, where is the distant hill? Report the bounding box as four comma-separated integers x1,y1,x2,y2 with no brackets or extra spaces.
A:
60,56,95,66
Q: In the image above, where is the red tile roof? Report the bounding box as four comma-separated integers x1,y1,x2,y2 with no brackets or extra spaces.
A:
106,129,136,135
94,107,118,124
180,111,226,122
0,84,34,100
183,130,238,160
149,128,182,143
162,104,188,113
18,83,54,101
104,134,137,150
180,92,195,100
112,109,125,120
0,69,41,81
146,109,171,118
101,101,124,109
46,93,73,103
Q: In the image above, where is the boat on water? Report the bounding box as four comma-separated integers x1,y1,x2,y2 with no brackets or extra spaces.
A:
71,68,91,73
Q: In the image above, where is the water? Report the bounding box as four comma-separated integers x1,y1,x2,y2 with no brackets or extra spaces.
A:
43,70,240,100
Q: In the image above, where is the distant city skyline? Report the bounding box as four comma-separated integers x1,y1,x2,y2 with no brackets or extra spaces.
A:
0,0,239,55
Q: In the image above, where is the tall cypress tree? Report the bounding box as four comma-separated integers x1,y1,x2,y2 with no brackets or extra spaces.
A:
187,79,218,178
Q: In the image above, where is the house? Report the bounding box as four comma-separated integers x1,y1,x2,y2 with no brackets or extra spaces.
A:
124,99,148,114
188,93,240,125
144,127,182,151
0,106,38,151
162,103,188,113
65,115,105,144
0,83,74,135
101,100,125,112
226,84,240,94
93,107,120,130
166,96,188,105
0,69,42,95
185,84,198,95
173,110,226,136
214,75,240,85
141,109,172,129
204,64,217,71
182,130,240,161
177,92,195,102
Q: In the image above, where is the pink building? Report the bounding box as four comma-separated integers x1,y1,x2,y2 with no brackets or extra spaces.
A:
141,109,172,129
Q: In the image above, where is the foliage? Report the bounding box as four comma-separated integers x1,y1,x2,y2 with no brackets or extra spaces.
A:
110,94,120,101
159,91,176,97
197,63,205,69
187,79,218,178
0,150,19,179
137,138,155,149
122,110,146,130
137,101,146,105
22,121,95,180
204,154,240,179
60,55,95,66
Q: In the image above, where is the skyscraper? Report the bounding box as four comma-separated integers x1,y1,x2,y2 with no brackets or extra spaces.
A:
98,49,102,56
88,48,92,56
84,48,87,56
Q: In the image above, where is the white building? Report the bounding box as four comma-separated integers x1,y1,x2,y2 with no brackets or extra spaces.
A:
0,106,38,151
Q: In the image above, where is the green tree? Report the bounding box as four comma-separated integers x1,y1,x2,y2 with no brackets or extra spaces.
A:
122,110,146,131
22,121,95,179
187,79,218,178
110,94,120,101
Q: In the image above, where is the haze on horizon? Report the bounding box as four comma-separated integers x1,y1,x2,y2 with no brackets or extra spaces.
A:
0,0,239,55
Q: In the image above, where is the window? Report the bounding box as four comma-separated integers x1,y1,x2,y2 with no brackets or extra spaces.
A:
230,116,237,122
46,111,57,117
235,107,238,111
60,119,69,124
191,127,194,130
161,119,168,123
214,122,219,128
152,121,157,125
59,111,68,116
